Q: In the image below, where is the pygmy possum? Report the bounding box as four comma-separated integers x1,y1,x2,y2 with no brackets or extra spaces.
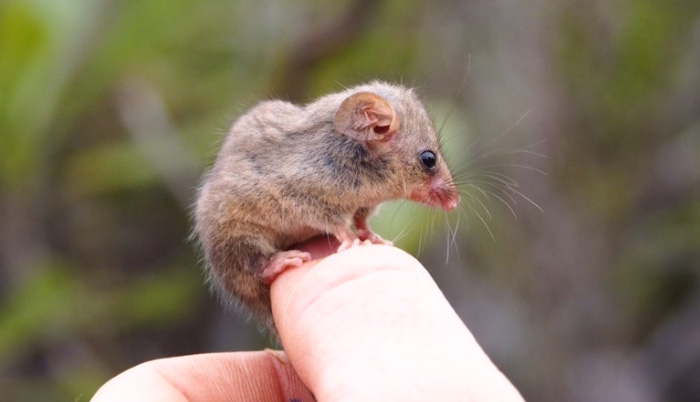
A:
193,81,459,333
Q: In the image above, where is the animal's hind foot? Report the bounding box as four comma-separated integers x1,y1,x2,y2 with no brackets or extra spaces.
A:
260,250,311,284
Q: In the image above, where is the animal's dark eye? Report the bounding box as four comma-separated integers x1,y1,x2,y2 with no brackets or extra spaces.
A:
419,150,437,170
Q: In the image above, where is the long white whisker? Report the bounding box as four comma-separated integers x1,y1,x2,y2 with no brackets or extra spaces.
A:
478,163,548,176
497,149,548,159
464,189,493,221
417,224,426,257
468,172,520,188
462,180,519,205
475,186,518,219
508,187,544,213
460,110,532,165
525,138,549,149
443,210,451,264
452,212,461,255
466,203,495,241
493,109,532,142
446,209,461,264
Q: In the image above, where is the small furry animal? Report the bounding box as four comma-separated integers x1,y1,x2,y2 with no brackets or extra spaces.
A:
194,81,459,332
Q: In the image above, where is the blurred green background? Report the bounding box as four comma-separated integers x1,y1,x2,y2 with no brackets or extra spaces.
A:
1,0,699,401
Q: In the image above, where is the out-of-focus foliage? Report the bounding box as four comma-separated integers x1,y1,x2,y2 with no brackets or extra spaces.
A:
1,0,698,401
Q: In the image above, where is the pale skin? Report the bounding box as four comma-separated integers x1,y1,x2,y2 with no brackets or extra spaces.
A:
91,239,525,402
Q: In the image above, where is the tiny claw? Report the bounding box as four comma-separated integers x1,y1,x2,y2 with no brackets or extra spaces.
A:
357,229,392,246
375,237,393,247
337,238,361,252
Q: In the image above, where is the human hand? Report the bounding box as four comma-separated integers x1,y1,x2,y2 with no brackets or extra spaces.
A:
92,239,524,401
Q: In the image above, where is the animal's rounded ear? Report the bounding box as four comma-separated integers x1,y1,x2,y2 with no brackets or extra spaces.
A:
333,92,400,142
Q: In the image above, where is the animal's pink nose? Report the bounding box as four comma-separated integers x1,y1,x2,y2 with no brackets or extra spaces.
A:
442,196,460,211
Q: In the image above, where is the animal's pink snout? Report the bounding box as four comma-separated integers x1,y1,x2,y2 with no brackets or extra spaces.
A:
409,176,460,211
442,195,460,211
433,175,460,211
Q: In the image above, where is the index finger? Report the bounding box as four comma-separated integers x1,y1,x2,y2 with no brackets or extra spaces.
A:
271,244,525,402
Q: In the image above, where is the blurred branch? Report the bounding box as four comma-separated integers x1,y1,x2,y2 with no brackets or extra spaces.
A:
634,285,700,399
116,77,202,209
0,191,48,288
276,0,381,101
634,123,700,215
